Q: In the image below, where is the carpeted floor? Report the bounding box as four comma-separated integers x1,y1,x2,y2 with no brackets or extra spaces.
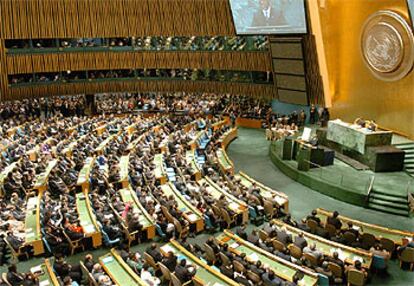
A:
227,127,414,285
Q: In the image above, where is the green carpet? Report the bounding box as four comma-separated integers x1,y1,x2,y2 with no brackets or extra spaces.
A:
227,127,414,286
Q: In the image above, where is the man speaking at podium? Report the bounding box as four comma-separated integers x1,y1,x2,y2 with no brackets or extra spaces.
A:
251,0,288,27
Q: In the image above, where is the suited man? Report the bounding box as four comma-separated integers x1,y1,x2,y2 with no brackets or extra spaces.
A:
247,230,260,245
146,243,163,262
294,232,308,250
262,269,282,286
248,260,265,276
327,211,342,230
251,0,287,28
161,251,177,271
174,259,196,283
6,265,24,286
276,227,292,245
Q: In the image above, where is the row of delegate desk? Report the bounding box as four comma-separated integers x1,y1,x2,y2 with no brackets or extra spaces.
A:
314,208,414,247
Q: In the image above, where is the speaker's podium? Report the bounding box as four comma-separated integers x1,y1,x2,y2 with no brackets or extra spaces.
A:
282,129,334,171
295,140,334,171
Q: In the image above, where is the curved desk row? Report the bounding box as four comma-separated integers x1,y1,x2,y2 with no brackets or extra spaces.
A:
272,220,373,269
216,230,319,286
119,187,156,239
100,248,147,286
160,183,204,233
315,208,414,246
199,177,249,224
161,240,239,286
236,171,289,214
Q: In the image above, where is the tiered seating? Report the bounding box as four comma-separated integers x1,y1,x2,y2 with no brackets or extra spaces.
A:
99,249,146,286
314,208,414,249
216,230,319,285
160,240,239,286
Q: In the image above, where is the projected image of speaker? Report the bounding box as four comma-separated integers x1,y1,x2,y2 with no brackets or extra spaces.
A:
229,0,308,35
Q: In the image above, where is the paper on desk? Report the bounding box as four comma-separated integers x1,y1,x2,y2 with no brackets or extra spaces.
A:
353,256,363,263
30,265,42,273
161,244,175,254
84,225,95,233
101,256,114,264
229,242,239,249
39,280,50,286
248,253,259,262
187,213,198,222
26,232,35,238
228,202,239,210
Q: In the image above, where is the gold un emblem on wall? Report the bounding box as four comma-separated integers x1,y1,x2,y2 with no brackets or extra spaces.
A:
361,10,414,81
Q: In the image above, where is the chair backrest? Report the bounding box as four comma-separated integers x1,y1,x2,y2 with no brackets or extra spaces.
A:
247,270,262,284
80,261,99,286
380,237,395,253
325,224,337,238
158,262,172,281
263,199,274,218
272,239,285,252
233,260,246,273
347,269,366,286
144,252,159,270
161,206,174,223
259,230,269,242
288,244,303,260
219,252,231,266
343,231,357,244
372,255,387,270
173,218,183,234
170,272,183,286
360,233,376,249
212,205,222,217
399,247,414,263
2,273,12,286
220,208,233,226
303,253,319,267
328,262,343,278
307,219,319,233
203,243,216,264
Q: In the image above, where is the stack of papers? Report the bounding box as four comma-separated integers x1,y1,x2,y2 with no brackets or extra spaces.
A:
248,253,259,262
230,242,239,249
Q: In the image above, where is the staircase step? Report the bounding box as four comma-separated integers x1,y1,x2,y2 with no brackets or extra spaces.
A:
367,204,409,216
370,193,408,203
368,198,409,210
370,190,407,199
397,146,414,151
394,142,414,147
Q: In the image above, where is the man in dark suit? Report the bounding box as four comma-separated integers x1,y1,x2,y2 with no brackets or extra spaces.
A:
262,269,282,286
327,211,342,230
247,230,260,245
145,243,163,262
276,227,292,246
174,259,196,283
251,0,287,28
294,232,308,250
161,251,177,272
6,265,24,286
248,260,265,276
236,225,248,240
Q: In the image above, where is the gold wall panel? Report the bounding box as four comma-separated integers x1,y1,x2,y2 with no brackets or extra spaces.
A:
0,0,235,38
319,0,414,137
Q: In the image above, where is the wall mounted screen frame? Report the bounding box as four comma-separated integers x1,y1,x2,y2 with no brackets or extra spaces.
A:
229,0,308,35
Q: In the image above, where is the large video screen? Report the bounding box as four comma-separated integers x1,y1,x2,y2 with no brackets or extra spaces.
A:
229,0,307,35
408,0,414,27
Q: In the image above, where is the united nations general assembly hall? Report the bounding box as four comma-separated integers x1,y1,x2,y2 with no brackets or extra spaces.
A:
0,0,413,285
